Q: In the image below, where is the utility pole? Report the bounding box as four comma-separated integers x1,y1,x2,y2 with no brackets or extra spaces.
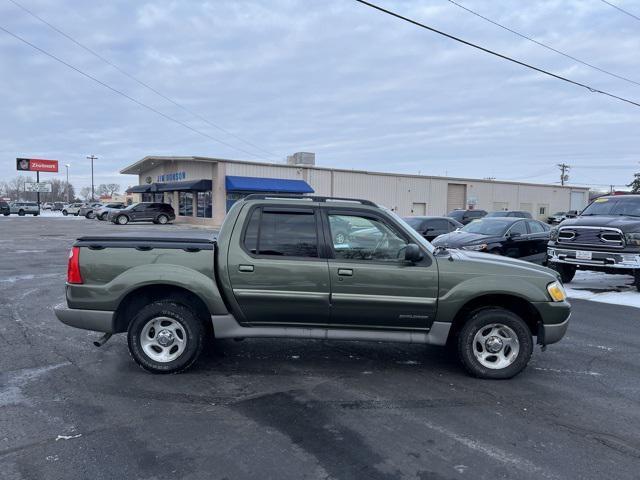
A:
65,164,70,203
557,163,570,186
87,155,97,201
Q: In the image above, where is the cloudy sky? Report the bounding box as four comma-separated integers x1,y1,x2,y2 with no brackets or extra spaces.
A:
0,0,638,191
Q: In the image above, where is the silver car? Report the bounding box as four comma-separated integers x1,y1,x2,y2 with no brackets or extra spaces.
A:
10,202,39,216
95,202,126,220
62,203,83,216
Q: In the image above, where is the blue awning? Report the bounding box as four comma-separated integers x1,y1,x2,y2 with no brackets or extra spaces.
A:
225,176,314,193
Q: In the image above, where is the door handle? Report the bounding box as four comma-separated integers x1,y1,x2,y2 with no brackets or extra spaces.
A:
238,264,254,272
337,268,353,276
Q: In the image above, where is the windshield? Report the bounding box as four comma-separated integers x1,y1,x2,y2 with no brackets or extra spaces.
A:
461,218,511,236
485,212,509,218
402,217,424,228
581,197,640,217
385,208,434,252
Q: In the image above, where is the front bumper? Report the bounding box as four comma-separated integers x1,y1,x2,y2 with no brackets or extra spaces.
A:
54,303,115,333
540,317,570,344
548,247,640,269
533,300,571,345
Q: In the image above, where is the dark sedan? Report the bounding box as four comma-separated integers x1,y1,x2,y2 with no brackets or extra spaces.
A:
403,216,463,241
431,217,551,264
0,200,9,216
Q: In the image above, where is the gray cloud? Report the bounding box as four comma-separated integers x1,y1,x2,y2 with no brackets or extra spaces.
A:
0,0,638,191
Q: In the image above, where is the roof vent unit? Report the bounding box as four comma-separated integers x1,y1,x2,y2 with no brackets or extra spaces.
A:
286,152,315,166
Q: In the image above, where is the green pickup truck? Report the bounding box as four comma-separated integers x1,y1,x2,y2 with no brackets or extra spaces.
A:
55,195,570,379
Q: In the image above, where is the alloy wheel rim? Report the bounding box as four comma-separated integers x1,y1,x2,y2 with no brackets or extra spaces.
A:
472,323,520,369
140,316,187,363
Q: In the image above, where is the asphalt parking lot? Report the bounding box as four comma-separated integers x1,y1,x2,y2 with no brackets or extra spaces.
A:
1,215,640,480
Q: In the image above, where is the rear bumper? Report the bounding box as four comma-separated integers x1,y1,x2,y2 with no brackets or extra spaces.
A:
54,303,115,333
548,247,640,269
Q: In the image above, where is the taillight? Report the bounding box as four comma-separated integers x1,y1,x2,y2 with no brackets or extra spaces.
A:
67,246,83,284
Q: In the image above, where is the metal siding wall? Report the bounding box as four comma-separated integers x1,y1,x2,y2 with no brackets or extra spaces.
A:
307,169,332,196
225,162,303,180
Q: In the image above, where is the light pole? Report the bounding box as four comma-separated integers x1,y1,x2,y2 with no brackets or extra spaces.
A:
87,155,98,201
65,164,70,203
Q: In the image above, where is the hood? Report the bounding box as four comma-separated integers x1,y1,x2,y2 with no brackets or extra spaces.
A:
442,249,559,280
431,230,503,247
559,215,640,232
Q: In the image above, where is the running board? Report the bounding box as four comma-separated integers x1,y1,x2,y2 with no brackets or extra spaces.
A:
210,315,451,346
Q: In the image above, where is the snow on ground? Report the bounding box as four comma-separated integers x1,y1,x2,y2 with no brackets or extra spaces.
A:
565,271,640,309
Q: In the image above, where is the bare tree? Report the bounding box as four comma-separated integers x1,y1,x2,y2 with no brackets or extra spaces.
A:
106,183,121,196
80,186,92,200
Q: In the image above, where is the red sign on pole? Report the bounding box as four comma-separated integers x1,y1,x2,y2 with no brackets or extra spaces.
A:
16,158,59,173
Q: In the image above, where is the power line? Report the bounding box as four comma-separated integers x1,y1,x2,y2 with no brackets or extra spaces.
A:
600,0,640,22
354,0,640,109
0,22,269,159
6,0,280,161
446,0,640,88
557,163,570,186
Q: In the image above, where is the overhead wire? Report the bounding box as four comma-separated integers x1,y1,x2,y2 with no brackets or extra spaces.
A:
353,0,640,109
0,23,271,159
5,0,280,161
446,0,640,88
599,0,640,22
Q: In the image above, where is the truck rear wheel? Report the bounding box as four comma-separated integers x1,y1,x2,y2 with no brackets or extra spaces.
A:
552,263,576,283
457,308,533,379
127,300,205,374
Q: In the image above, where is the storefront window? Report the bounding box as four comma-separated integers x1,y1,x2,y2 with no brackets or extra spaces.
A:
197,191,212,218
142,193,153,202
179,192,193,216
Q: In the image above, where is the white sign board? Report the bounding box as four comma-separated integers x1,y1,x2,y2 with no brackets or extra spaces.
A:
25,182,52,193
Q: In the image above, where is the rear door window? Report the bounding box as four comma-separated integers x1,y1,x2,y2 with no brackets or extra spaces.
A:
243,208,318,258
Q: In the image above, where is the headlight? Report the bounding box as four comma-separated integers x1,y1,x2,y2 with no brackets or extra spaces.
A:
462,243,487,251
624,232,640,246
549,227,559,241
547,281,567,302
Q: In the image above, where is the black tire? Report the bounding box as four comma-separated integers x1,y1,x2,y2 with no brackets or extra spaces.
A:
127,300,205,374
457,307,533,379
98,213,106,221
156,214,169,225
74,212,79,216
552,263,576,283
33,213,39,216
18,210,25,216
62,210,68,216
85,211,95,219
116,214,129,225
634,270,640,293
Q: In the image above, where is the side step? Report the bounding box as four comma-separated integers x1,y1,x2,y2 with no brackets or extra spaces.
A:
210,315,451,346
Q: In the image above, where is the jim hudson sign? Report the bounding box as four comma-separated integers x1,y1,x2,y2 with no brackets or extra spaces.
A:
16,158,59,173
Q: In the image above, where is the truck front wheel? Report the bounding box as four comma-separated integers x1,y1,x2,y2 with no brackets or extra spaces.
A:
127,300,205,374
457,308,533,379
552,263,576,283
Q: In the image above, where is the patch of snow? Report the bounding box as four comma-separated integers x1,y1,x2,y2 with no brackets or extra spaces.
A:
565,271,640,309
533,367,601,377
55,433,82,441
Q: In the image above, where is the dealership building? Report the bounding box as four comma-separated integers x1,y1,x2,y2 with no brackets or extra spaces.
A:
122,154,590,227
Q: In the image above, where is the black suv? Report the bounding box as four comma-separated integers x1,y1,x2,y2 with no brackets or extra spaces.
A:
108,202,175,225
447,209,487,225
403,216,463,241
0,200,9,216
548,194,640,290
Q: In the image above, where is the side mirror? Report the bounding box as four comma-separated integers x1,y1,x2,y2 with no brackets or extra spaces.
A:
404,243,423,262
509,231,521,238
